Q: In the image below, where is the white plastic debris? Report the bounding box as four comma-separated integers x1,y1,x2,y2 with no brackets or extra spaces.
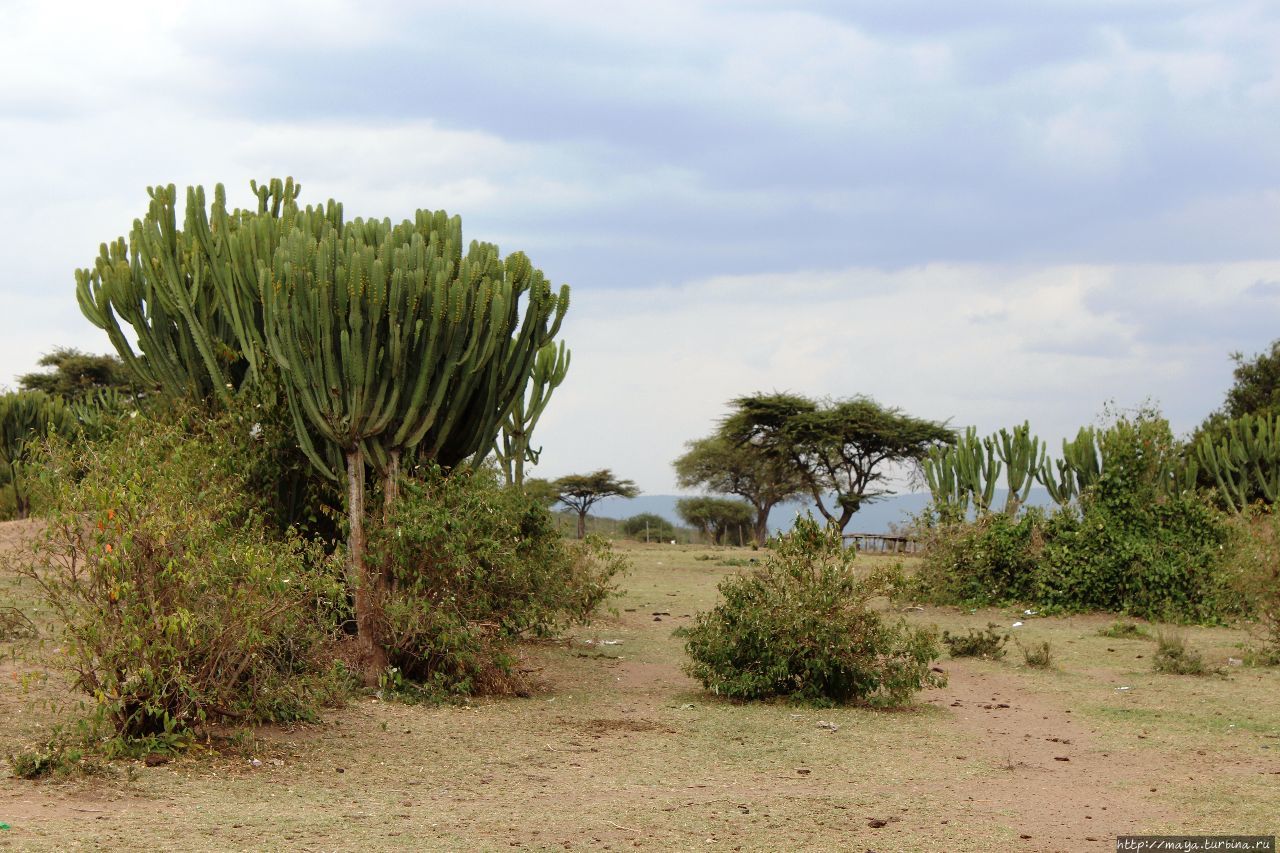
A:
1023,609,1037,616
249,758,262,768
1011,621,1024,628
1115,686,1132,692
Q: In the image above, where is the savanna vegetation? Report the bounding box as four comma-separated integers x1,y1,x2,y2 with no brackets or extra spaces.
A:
2,177,1277,851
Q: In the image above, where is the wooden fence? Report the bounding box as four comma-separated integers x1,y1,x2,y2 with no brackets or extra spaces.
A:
842,533,922,555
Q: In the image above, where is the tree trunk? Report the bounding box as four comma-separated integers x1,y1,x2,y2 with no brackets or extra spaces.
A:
347,446,388,685
382,448,401,523
576,510,587,539
753,503,772,547
11,467,27,520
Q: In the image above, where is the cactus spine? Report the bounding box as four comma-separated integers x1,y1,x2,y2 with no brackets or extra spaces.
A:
493,341,571,487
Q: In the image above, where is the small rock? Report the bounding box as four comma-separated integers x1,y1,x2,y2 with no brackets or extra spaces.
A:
795,768,811,776
143,753,169,767
1053,756,1070,762
867,818,887,828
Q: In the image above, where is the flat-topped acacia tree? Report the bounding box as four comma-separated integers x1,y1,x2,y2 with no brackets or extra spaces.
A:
76,179,569,680
552,470,639,538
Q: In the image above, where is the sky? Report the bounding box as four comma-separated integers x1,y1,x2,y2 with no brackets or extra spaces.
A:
3,0,1280,494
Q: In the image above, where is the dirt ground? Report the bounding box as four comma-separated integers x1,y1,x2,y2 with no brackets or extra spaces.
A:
1,521,1277,851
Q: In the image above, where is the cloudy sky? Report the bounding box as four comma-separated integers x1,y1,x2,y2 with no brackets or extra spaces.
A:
4,0,1280,493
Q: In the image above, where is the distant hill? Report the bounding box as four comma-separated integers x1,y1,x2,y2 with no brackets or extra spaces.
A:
590,488,1054,535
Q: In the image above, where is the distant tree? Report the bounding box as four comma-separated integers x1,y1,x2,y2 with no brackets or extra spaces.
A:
523,477,560,509
725,393,953,532
676,496,755,545
551,469,639,538
18,347,136,402
674,434,807,546
621,512,675,541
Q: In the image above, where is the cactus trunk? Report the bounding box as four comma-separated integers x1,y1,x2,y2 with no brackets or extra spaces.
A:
346,446,387,683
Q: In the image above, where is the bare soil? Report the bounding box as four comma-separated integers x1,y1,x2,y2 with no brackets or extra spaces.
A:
1,525,1276,851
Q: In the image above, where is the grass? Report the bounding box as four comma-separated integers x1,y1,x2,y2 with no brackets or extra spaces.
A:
2,523,1277,851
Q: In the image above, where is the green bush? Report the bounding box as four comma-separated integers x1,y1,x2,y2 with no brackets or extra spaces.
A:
914,510,1049,605
621,512,676,541
1221,510,1280,664
22,409,346,748
683,516,944,706
915,412,1244,622
369,469,625,697
942,623,1009,660
1017,639,1053,669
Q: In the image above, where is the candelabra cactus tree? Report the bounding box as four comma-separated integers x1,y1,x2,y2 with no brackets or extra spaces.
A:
255,195,568,679
1196,413,1280,512
0,391,76,518
924,427,1002,519
493,341,570,487
996,422,1045,515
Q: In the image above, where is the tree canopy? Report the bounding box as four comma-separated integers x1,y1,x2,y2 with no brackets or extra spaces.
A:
551,469,639,538
725,393,953,531
673,434,806,545
676,496,754,545
18,348,136,402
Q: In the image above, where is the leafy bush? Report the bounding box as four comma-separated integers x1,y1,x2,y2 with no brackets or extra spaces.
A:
683,516,944,706
1017,639,1053,669
913,510,1049,605
369,468,626,697
1222,510,1280,664
1152,632,1221,676
942,624,1009,660
22,409,346,748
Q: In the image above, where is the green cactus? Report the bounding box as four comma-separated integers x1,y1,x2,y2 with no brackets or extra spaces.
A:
0,391,76,518
925,427,1001,518
1196,413,1280,512
995,421,1045,515
493,341,571,487
75,181,304,404
251,191,567,679
924,443,970,522
1036,455,1078,506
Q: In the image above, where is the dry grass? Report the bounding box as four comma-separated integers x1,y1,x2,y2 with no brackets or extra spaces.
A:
1,525,1277,851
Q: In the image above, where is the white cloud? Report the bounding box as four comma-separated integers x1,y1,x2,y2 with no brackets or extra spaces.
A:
530,261,1280,492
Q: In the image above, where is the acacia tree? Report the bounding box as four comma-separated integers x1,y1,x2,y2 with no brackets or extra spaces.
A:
676,496,754,545
552,469,639,538
674,434,806,546
18,348,137,402
726,393,953,532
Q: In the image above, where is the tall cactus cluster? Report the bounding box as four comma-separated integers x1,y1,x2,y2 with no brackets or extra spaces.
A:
493,341,570,487
1196,412,1280,513
76,179,570,676
927,420,1208,520
924,422,1043,517
0,391,76,519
